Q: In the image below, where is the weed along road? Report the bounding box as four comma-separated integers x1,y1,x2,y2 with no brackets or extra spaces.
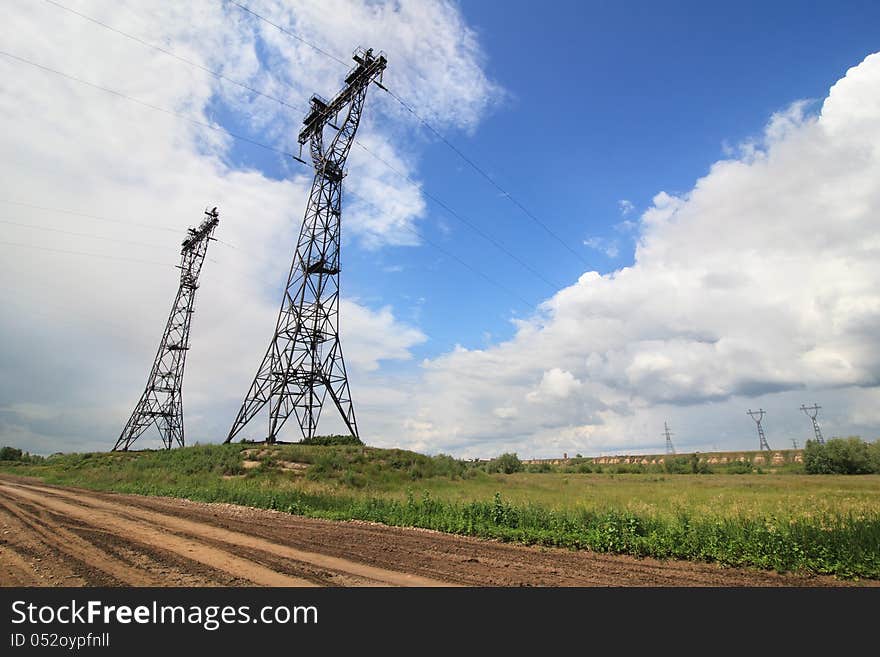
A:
0,476,862,587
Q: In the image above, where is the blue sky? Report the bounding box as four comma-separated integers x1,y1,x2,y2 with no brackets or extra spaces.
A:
1,0,879,457
336,0,880,358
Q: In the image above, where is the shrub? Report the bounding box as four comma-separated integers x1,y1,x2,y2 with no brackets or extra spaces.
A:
299,434,363,446
612,463,645,474
690,453,712,474
663,456,690,474
726,461,753,474
0,446,23,461
803,439,833,474
486,452,523,475
870,439,880,474
805,437,877,474
430,453,467,478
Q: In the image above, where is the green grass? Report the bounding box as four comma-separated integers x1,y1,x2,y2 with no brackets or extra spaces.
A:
2,443,879,579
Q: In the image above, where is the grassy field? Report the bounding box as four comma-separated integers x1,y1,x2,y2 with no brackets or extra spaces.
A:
2,443,879,579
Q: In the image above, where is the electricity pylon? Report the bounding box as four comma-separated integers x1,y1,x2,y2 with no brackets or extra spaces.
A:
663,421,675,455
747,408,771,451
226,48,387,444
800,403,825,444
115,207,220,450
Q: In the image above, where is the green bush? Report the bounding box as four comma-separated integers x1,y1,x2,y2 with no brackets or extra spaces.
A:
804,437,877,474
725,461,753,474
0,446,43,463
870,440,880,473
612,463,646,474
804,440,833,474
299,434,363,446
430,453,467,478
690,453,712,474
486,452,523,475
0,446,23,461
663,456,690,474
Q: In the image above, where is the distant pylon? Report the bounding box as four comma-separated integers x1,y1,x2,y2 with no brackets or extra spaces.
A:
747,408,771,451
800,403,825,444
115,207,220,451
791,438,799,449
662,421,675,455
225,48,386,444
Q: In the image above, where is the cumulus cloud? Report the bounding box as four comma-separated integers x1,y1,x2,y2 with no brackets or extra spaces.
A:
395,52,880,458
0,0,495,452
582,236,619,258
526,368,583,402
3,1,878,460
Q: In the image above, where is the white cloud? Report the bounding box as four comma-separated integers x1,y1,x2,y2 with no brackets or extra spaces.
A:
0,0,496,452
526,368,583,402
393,52,880,458
583,236,619,258
618,199,635,216
3,1,878,461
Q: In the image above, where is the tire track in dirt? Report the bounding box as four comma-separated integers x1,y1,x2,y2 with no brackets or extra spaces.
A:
0,497,97,586
0,481,452,587
5,493,370,586
0,483,317,587
0,497,163,585
1,496,252,586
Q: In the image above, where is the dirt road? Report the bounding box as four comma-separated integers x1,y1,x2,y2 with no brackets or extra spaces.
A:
0,476,861,587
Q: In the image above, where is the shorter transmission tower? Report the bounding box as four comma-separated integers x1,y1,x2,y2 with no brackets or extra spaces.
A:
115,207,219,451
663,421,675,455
791,438,799,450
747,408,771,451
800,403,825,444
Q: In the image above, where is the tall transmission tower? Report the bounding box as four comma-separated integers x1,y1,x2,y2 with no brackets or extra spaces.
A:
226,48,387,445
115,207,220,451
663,421,676,455
800,403,825,444
747,408,771,451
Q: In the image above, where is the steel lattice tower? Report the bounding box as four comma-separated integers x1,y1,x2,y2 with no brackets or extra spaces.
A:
800,403,825,444
226,48,386,445
115,207,220,451
747,408,771,451
663,421,675,455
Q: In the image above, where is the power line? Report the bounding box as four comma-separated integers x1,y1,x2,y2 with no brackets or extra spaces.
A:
2,199,241,254
0,199,180,233
380,86,588,266
0,49,304,162
345,190,534,309
224,0,350,67
43,0,307,115
224,0,588,266
353,140,562,291
34,2,561,292
6,46,555,294
4,191,533,310
0,218,168,250
10,7,563,300
0,240,173,267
